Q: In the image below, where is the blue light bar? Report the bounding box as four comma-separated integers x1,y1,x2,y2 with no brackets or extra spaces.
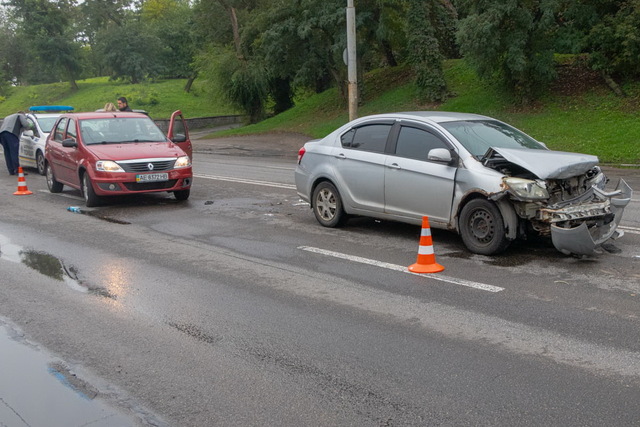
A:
29,105,75,112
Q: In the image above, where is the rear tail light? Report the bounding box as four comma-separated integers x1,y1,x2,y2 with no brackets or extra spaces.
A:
297,147,306,164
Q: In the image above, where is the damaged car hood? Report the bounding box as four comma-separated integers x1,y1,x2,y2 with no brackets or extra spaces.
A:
486,147,599,179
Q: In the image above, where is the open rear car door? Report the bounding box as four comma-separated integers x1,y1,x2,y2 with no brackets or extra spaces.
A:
168,110,192,159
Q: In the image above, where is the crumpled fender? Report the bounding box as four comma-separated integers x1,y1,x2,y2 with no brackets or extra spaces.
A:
551,179,633,255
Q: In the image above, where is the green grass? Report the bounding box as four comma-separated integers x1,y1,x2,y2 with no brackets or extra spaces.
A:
1,60,639,164
0,77,238,119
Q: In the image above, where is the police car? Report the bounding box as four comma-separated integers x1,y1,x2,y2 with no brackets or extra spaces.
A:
19,105,74,175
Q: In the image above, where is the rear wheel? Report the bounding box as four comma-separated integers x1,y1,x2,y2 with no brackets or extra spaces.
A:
36,151,46,175
312,181,346,227
174,189,190,201
82,173,102,207
45,163,63,193
459,199,510,255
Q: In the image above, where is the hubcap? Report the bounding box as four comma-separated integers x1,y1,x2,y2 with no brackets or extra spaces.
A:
469,209,494,243
316,188,336,221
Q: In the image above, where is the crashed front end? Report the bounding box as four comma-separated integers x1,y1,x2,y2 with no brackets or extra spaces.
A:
484,147,633,256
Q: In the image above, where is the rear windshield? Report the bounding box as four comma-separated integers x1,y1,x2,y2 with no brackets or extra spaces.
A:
79,117,167,145
441,120,546,157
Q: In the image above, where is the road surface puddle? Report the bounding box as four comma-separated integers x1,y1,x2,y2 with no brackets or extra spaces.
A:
0,319,139,427
0,233,115,299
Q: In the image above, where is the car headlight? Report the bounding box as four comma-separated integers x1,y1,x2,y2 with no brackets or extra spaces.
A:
174,156,191,169
503,177,549,200
96,160,124,172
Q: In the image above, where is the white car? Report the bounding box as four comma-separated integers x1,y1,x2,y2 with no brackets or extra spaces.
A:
19,106,74,175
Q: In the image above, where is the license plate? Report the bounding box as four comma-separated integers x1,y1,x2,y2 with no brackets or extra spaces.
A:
136,173,168,183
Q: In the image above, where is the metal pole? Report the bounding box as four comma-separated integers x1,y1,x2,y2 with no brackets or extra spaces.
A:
346,0,357,121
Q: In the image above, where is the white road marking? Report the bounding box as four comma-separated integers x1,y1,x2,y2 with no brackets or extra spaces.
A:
194,173,296,190
619,225,640,235
299,246,505,293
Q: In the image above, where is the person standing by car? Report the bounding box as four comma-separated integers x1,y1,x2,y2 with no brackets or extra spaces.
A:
104,102,117,112
117,97,133,112
0,111,30,175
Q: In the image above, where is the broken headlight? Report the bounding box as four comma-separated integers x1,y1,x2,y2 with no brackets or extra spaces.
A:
503,177,549,200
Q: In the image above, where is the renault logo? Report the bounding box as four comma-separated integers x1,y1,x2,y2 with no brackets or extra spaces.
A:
147,163,154,171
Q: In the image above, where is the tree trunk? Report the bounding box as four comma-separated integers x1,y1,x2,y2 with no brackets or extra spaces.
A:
601,72,626,97
184,73,198,93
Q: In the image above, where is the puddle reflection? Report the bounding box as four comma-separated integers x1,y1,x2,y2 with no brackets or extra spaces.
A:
0,233,118,300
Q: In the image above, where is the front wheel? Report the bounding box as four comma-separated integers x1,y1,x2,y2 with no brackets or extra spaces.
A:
45,163,63,193
312,181,346,227
174,189,190,201
82,173,102,207
459,199,510,255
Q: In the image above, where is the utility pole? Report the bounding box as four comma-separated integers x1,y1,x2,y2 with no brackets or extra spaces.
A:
346,0,357,121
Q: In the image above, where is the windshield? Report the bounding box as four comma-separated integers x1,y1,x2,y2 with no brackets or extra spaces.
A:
37,117,58,133
79,117,167,145
441,120,546,157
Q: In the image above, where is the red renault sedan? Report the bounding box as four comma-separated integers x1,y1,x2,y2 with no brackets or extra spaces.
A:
45,111,193,207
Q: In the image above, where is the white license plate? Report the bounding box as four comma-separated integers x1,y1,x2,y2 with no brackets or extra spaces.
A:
136,173,168,183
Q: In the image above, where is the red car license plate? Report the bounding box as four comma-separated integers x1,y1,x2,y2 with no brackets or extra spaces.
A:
136,173,168,183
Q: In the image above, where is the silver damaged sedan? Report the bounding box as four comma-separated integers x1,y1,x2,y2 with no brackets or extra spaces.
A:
294,112,633,255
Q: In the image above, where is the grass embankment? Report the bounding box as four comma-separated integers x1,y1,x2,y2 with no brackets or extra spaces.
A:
1,61,638,164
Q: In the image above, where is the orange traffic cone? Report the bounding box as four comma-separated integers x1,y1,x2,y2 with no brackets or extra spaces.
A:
408,216,444,274
13,167,33,196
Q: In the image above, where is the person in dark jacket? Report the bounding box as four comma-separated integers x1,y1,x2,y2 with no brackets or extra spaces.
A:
0,111,30,175
117,97,133,112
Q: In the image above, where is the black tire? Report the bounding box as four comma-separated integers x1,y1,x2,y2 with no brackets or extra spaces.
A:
459,198,510,255
312,181,346,227
45,163,63,193
82,173,102,207
36,151,46,175
174,189,190,201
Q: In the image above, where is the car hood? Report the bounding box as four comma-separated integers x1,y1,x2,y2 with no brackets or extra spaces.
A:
86,142,184,161
488,147,599,179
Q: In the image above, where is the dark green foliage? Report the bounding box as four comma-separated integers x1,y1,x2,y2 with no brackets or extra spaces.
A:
406,0,449,102
456,0,560,104
95,21,167,83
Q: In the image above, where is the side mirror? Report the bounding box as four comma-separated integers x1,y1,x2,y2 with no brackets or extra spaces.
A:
23,130,34,137
62,138,77,148
428,148,455,164
171,134,187,143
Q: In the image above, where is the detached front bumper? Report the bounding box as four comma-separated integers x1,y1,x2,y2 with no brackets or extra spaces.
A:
550,179,633,255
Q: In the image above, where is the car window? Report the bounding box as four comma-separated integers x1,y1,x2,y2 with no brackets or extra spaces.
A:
341,124,391,153
53,118,67,142
394,126,449,161
67,119,77,139
37,117,58,133
80,117,167,145
441,120,546,157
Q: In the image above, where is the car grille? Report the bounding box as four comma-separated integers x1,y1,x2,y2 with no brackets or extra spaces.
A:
118,160,176,172
123,180,178,191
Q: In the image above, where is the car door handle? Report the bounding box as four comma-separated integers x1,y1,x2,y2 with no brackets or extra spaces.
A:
388,163,401,169
335,153,346,160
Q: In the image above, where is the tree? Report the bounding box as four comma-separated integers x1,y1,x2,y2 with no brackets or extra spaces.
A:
95,20,167,83
456,0,560,103
5,0,82,89
406,0,452,102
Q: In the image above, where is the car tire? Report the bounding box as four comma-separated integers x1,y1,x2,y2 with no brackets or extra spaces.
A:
312,181,346,227
45,163,63,193
36,151,46,175
174,189,190,201
459,198,510,255
82,173,102,207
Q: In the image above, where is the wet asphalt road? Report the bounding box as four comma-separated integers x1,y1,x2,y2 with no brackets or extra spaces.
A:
0,140,639,426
